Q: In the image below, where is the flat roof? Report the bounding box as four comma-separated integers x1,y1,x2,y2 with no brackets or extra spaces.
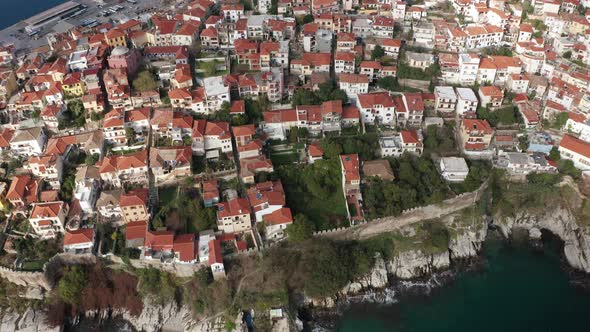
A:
435,86,456,100
25,1,82,26
456,87,478,102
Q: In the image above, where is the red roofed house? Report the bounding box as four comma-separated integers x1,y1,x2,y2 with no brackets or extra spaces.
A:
232,124,263,159
240,156,274,184
460,119,494,154
478,85,504,109
209,239,226,280
308,142,324,164
126,220,148,248
263,207,293,239
6,175,40,208
340,154,363,223
202,179,220,207
356,92,396,125
172,233,197,263
144,230,174,259
246,181,286,222
24,154,64,189
63,228,95,254
204,121,233,159
217,198,252,233
120,188,149,224
559,135,590,172
150,146,192,183
29,201,67,238
98,150,149,187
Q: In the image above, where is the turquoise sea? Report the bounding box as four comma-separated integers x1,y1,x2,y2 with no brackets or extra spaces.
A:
0,0,66,30
337,237,590,332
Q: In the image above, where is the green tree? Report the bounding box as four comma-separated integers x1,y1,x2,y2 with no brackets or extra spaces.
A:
286,214,315,242
58,266,87,305
377,76,400,91
552,112,569,129
563,51,572,59
125,127,136,145
549,146,561,161
133,71,158,92
371,45,385,60
292,89,320,106
85,153,100,166
213,101,231,121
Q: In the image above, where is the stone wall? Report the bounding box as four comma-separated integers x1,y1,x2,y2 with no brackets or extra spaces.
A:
314,181,489,241
105,255,206,278
0,266,49,290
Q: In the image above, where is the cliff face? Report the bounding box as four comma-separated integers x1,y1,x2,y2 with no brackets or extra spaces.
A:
496,206,590,274
306,212,489,308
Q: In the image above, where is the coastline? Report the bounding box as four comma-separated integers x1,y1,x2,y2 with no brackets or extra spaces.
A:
308,230,590,331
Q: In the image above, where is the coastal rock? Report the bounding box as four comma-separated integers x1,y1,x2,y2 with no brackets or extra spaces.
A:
341,254,389,295
0,309,60,332
496,206,590,273
386,250,450,280
448,219,488,261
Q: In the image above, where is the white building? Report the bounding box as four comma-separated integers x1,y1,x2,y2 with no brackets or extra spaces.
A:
458,53,480,85
434,86,457,115
9,127,47,157
29,201,67,238
559,135,590,172
455,87,479,116
439,157,469,182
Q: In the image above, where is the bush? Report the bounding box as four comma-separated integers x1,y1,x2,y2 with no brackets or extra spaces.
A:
137,268,179,305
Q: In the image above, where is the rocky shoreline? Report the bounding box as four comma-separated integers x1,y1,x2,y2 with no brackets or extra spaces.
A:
302,202,590,331
3,191,590,332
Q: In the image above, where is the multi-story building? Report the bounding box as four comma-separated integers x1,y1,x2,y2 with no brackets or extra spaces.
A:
434,86,458,116
29,201,67,238
217,198,252,233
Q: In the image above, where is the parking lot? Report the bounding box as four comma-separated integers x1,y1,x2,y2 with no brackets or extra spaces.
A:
0,0,164,51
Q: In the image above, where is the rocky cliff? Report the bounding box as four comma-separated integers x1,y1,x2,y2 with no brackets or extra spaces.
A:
495,206,590,274
306,210,489,307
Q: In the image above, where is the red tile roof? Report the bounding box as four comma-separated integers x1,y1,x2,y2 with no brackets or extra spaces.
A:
560,135,590,159
340,154,360,182
126,221,147,241
263,207,293,225
173,233,196,262
64,228,94,246
208,239,223,265
145,230,174,251
218,198,251,218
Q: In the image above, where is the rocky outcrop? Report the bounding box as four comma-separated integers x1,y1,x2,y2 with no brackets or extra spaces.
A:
0,309,60,332
386,250,450,279
495,206,590,274
306,216,488,307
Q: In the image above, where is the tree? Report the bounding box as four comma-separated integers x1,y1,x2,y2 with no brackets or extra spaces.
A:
125,127,136,146
563,51,572,59
286,214,315,242
330,89,348,103
133,71,158,92
292,88,320,106
377,76,400,91
549,146,560,161
371,45,385,60
85,153,100,166
58,266,87,305
213,101,231,121
552,112,569,129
